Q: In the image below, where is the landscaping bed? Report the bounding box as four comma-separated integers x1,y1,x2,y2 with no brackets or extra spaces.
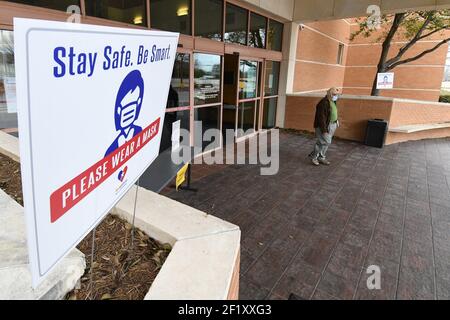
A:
0,152,23,205
66,214,171,300
0,151,170,300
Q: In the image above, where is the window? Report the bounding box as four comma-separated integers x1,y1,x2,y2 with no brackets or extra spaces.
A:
85,0,147,26
267,19,283,51
264,61,280,97
263,98,277,129
150,0,191,35
224,4,247,46
7,0,80,11
337,43,344,65
194,105,221,152
194,0,223,41
239,60,258,100
249,13,266,49
222,104,236,145
171,53,190,107
237,101,255,137
0,30,17,135
194,53,221,106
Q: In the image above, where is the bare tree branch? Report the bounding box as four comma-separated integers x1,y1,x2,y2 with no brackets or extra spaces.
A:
418,26,450,40
385,11,435,67
387,37,450,69
379,13,406,69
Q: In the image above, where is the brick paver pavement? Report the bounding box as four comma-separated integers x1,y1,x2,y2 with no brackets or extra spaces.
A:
165,131,450,300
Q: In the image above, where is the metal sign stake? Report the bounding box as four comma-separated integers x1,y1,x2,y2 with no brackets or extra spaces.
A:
130,178,140,250
89,227,96,292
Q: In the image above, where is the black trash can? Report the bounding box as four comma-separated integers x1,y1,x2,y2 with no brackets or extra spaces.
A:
364,119,388,148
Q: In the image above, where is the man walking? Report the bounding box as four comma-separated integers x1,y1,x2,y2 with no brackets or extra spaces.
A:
309,87,340,166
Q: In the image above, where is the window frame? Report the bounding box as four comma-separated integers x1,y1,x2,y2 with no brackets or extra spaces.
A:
193,0,224,41
84,0,150,28
267,18,284,52
337,42,344,65
260,59,280,131
248,11,267,49
149,0,192,35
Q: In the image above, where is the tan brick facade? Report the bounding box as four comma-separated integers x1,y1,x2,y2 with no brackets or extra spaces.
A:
294,20,349,94
285,94,450,145
285,94,393,142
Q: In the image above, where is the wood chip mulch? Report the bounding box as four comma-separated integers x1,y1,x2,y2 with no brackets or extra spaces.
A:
67,215,171,300
0,152,23,205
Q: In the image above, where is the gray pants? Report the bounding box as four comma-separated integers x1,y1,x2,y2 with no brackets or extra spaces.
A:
311,122,337,160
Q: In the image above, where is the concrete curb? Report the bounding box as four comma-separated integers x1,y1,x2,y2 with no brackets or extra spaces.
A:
112,185,241,300
0,131,20,162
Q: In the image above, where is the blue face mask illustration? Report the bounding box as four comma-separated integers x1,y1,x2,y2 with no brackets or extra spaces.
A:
119,102,138,129
117,87,142,129
105,70,144,158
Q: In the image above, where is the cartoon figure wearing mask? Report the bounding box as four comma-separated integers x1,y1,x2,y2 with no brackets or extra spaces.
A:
105,70,144,157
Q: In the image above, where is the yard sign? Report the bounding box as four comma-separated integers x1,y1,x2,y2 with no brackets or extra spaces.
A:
14,18,178,287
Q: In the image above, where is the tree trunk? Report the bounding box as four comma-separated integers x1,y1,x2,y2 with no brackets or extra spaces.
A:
370,13,405,96
371,65,387,96
371,74,381,96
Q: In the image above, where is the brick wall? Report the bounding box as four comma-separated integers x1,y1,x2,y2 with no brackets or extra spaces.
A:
293,20,350,94
387,100,450,144
285,94,450,145
294,18,449,102
285,94,393,142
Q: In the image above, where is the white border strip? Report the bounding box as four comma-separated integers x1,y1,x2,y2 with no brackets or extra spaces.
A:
345,64,444,68
295,87,343,94
300,24,347,46
296,59,345,67
288,93,450,107
344,86,441,92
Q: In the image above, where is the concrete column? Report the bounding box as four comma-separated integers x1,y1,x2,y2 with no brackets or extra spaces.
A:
277,21,299,128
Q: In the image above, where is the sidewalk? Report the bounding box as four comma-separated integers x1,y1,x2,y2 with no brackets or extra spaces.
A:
166,131,450,300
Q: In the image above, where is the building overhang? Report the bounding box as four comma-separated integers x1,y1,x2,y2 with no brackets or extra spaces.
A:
293,0,450,22
239,0,450,23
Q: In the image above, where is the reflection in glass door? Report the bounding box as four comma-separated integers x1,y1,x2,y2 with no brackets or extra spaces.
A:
237,59,260,140
193,53,223,153
262,60,280,130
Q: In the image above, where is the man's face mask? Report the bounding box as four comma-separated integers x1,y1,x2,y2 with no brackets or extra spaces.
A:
118,88,141,130
332,95,339,102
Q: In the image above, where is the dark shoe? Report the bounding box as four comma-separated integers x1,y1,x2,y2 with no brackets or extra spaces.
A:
288,293,304,300
318,158,331,165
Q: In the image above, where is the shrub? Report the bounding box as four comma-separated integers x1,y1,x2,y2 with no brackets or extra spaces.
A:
439,95,450,103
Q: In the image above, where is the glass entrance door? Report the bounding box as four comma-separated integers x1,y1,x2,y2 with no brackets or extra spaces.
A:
236,59,260,140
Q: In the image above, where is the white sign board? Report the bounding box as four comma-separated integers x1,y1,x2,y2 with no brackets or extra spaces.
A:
377,72,394,89
14,18,179,286
171,120,181,152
